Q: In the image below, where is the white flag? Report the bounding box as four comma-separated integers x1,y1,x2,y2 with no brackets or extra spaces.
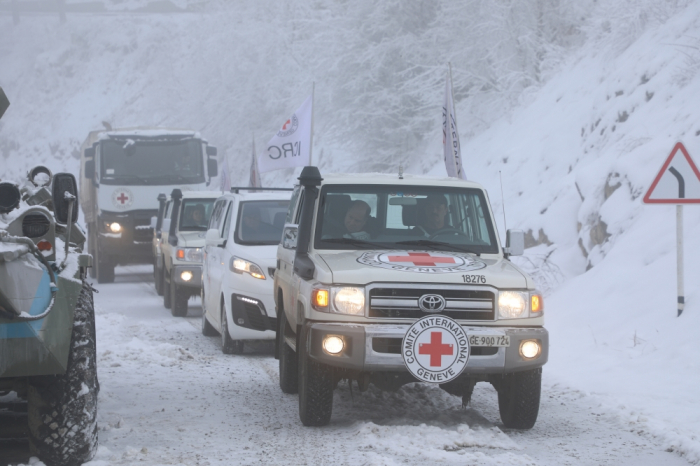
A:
443,67,466,180
258,94,313,173
249,137,262,188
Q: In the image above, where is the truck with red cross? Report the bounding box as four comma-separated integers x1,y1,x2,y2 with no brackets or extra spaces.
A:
79,128,219,283
274,166,548,428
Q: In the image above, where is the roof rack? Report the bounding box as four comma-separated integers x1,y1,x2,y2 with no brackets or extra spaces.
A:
230,187,294,193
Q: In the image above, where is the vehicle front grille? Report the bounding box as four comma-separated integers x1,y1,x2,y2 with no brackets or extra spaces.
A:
371,337,498,356
132,212,154,243
369,286,495,321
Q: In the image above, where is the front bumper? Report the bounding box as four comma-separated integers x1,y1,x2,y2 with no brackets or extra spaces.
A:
306,322,548,374
172,265,202,289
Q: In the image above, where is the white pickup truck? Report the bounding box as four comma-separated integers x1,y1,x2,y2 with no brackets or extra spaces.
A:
274,167,548,428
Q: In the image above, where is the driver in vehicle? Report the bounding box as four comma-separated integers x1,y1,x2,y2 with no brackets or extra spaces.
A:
241,206,277,238
341,200,372,240
412,194,451,236
189,204,207,227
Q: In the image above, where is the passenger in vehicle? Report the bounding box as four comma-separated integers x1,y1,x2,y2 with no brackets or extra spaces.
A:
412,194,451,236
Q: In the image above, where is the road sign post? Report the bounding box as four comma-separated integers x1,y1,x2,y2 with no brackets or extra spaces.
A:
643,142,700,316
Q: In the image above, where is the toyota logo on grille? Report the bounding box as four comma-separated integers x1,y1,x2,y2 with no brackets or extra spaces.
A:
418,294,446,313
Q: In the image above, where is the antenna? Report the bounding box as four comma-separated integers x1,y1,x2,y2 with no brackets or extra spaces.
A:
499,171,507,232
398,163,404,179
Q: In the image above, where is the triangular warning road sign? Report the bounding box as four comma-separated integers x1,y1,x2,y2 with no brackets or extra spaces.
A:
643,142,700,204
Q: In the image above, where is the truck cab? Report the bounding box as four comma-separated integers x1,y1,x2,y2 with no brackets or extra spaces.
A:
159,190,220,317
79,128,218,283
274,167,548,428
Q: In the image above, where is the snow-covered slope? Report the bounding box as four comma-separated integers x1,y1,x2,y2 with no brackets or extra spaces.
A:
457,3,700,462
2,0,700,462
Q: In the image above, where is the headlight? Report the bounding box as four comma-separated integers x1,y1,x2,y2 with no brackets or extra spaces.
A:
109,222,122,233
332,287,365,315
231,256,266,280
176,248,203,263
498,291,527,319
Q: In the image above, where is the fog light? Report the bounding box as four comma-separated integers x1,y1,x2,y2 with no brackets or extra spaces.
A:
180,271,193,282
519,340,541,360
109,222,122,233
323,335,344,355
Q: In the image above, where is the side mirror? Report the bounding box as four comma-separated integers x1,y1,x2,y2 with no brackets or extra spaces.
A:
206,146,217,156
504,229,524,257
84,147,95,158
205,228,225,247
0,86,9,120
150,216,157,230
207,158,218,178
161,218,171,235
282,225,298,250
52,173,79,224
84,159,95,181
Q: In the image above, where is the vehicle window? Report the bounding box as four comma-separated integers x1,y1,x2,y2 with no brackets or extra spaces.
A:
294,190,305,224
179,199,216,231
314,185,498,254
286,185,301,224
208,200,225,230
221,202,233,239
164,201,172,219
100,138,204,185
234,200,290,245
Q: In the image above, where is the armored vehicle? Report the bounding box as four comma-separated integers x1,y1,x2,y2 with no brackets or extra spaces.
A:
0,89,98,465
275,167,547,428
79,128,218,283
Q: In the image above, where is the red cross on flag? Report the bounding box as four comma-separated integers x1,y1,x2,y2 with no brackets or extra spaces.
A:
258,93,313,174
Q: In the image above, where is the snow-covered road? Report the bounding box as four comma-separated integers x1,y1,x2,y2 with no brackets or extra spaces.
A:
68,265,689,466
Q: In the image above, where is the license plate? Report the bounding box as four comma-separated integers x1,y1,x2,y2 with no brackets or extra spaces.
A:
468,334,510,347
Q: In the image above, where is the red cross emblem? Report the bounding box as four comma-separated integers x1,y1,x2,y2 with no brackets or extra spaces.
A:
419,331,454,367
282,119,291,130
387,252,456,267
117,192,129,204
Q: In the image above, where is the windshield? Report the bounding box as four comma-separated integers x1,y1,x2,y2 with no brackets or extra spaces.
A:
314,185,499,254
235,200,290,245
100,138,204,185
179,199,216,231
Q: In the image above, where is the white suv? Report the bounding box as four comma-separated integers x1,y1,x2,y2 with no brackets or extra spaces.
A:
201,189,292,354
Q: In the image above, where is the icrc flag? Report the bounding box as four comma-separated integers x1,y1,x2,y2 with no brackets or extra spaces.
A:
258,94,313,173
443,67,466,180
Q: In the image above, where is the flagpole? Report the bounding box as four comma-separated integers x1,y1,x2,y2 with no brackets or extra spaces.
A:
309,82,315,166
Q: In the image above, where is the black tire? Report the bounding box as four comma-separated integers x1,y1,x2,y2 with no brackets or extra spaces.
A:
298,341,334,426
201,289,217,336
278,310,298,394
170,281,188,317
163,272,172,309
495,368,542,430
27,281,99,466
221,303,243,354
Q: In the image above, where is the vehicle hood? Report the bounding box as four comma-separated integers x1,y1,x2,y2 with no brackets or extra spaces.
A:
236,245,279,268
177,231,207,248
315,250,528,288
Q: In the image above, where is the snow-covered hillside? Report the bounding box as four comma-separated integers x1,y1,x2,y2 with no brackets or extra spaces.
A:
2,0,700,463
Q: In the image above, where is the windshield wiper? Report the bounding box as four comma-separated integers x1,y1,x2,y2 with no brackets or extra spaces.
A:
103,173,148,182
395,240,481,256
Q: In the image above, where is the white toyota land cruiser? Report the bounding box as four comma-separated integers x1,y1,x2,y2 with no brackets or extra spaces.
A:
274,167,548,428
